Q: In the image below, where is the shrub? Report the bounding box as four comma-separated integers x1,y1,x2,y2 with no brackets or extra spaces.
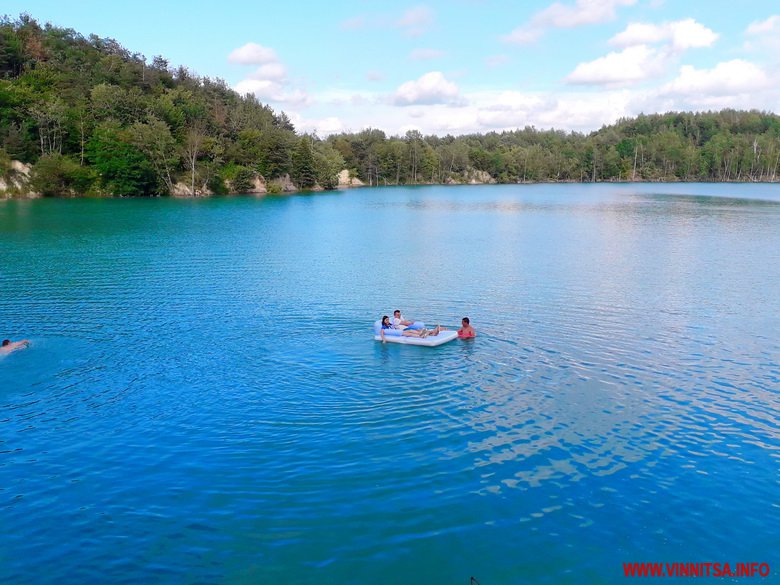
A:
207,174,227,195
30,154,96,196
232,167,255,193
0,148,11,179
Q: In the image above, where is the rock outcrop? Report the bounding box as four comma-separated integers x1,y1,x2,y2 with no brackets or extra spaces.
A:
466,169,496,184
250,176,267,195
0,161,35,197
337,169,365,188
171,182,214,197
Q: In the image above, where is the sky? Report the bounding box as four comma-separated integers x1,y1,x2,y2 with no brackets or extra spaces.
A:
6,0,780,136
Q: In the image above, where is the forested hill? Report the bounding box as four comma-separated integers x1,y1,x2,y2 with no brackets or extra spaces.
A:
0,15,341,196
1,15,779,197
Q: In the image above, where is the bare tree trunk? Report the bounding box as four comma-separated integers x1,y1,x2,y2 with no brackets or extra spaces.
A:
185,125,205,196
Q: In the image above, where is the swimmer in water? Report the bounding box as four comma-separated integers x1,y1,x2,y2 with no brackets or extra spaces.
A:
1,339,30,354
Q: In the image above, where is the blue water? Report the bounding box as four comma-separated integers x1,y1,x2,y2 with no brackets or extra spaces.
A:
1,184,779,584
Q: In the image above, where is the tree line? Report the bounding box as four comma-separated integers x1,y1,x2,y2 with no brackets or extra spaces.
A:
1,14,779,197
330,110,780,186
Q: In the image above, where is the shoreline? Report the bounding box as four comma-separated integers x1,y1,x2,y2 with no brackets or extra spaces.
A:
3,177,780,200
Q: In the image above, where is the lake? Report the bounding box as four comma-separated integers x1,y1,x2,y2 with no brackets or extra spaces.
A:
1,184,779,584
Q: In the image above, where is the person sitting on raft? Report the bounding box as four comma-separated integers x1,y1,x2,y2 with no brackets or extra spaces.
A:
392,309,414,330
457,317,476,338
393,309,444,332
1,338,30,354
380,316,440,342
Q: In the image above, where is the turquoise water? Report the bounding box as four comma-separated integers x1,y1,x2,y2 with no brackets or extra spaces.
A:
1,184,779,584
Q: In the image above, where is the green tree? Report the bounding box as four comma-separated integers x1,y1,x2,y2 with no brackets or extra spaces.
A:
258,127,293,179
0,24,25,78
231,166,256,193
130,115,178,194
30,153,95,196
88,122,157,195
0,146,12,178
291,136,317,189
313,140,344,190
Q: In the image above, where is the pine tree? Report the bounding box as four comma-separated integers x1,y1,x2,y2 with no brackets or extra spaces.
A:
291,136,317,189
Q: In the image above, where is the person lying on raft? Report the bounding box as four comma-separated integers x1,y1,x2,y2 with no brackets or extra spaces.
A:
380,316,440,342
1,338,30,354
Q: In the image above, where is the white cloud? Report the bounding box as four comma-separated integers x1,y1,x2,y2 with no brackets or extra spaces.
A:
393,71,461,106
234,79,310,107
746,14,779,35
289,69,778,138
249,63,287,81
609,22,667,45
289,113,345,136
504,0,636,44
380,89,635,135
317,89,379,107
366,70,385,81
610,18,718,51
664,19,718,49
234,79,270,97
534,0,637,28
523,91,633,130
230,42,309,108
743,14,780,54
472,92,549,128
661,60,772,97
398,5,434,36
568,18,719,87
227,42,278,65
566,45,667,85
409,48,445,61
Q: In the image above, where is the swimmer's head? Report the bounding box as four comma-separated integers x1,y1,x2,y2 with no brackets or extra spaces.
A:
1,339,9,347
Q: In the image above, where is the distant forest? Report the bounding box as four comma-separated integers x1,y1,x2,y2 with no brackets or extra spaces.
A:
2,14,780,197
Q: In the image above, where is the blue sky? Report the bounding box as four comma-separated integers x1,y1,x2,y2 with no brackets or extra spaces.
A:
6,0,780,135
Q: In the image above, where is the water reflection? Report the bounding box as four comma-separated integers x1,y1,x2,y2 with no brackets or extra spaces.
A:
1,184,779,584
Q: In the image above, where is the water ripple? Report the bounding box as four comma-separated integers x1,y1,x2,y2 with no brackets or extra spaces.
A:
2,188,779,583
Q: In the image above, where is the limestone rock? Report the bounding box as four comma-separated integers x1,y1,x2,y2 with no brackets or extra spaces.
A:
337,169,365,188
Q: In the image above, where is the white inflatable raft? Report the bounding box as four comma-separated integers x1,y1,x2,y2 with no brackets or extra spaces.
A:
373,321,458,347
